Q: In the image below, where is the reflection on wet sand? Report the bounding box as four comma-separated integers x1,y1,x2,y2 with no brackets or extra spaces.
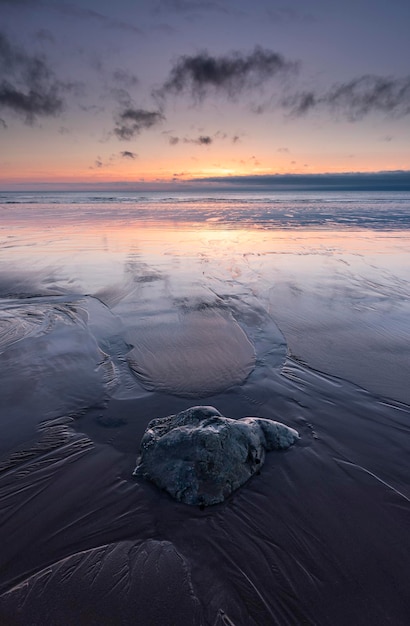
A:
0,205,410,624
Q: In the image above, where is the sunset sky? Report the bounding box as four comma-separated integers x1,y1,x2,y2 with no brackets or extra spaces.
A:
1,0,410,190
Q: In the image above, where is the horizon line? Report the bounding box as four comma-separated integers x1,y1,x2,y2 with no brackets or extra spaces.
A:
1,169,410,192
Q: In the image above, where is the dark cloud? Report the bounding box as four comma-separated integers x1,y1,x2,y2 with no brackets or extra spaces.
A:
167,131,241,146
114,107,164,140
168,134,212,145
120,150,137,159
188,135,212,145
285,75,410,120
283,91,316,116
0,31,69,122
156,47,298,101
190,170,410,191
0,117,6,128
0,83,62,119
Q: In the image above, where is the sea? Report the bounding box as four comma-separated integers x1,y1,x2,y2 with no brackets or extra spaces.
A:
2,189,410,227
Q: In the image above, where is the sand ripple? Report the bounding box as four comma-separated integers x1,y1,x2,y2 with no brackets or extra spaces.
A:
127,308,256,397
0,540,201,625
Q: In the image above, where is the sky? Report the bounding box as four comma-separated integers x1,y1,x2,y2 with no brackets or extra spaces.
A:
1,0,410,190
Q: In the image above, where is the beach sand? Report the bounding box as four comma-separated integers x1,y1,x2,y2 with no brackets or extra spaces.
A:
0,207,409,625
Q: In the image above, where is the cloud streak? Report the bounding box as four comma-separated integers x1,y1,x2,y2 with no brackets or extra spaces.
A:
114,107,164,140
190,170,410,190
156,47,298,101
52,3,142,35
0,31,68,122
167,131,241,146
0,0,142,34
172,135,212,145
285,75,410,120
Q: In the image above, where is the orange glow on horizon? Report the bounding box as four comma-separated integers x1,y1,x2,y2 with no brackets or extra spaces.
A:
2,166,407,185
1,149,409,188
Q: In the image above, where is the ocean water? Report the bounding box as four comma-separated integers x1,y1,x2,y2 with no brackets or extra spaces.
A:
0,190,410,624
2,189,410,228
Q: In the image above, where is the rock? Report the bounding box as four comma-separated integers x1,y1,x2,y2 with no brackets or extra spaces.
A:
133,406,299,506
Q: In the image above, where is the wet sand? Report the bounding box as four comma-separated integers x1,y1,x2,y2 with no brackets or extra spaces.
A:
0,201,410,625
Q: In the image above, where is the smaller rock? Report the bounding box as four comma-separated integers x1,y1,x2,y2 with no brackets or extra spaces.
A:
133,406,299,506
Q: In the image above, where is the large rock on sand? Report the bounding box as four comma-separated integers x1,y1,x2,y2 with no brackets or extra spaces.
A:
133,406,299,506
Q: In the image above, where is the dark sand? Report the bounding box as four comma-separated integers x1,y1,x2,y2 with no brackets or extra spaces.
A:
0,206,410,625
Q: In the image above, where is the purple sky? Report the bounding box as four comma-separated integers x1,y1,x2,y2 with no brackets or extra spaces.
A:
1,0,410,189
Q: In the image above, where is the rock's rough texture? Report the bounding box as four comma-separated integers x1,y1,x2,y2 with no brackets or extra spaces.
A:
133,406,299,506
